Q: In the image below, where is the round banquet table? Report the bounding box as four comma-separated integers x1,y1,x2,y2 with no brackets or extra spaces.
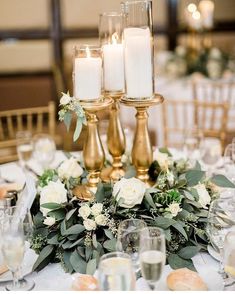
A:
0,150,230,291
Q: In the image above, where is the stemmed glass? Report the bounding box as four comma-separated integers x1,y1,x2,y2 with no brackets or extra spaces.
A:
16,131,33,170
199,137,222,175
223,231,235,289
116,219,147,275
1,214,34,291
183,126,203,165
33,133,56,170
139,227,166,291
207,198,235,281
98,252,136,290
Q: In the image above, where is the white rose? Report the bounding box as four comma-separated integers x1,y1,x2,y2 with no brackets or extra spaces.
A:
95,214,107,226
79,205,91,219
113,177,146,208
206,60,222,79
60,92,71,105
43,216,56,226
40,180,67,216
58,157,83,180
153,150,169,171
167,202,182,217
194,184,211,209
209,47,222,59
83,219,97,231
91,203,103,216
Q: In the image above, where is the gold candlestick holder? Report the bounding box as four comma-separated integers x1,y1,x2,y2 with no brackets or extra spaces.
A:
101,94,126,182
120,94,164,185
73,97,113,200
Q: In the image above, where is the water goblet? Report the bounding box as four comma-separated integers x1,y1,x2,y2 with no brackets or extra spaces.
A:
33,133,56,170
207,198,235,280
139,227,166,290
183,126,203,164
98,252,136,290
116,218,147,275
223,231,235,289
16,131,33,170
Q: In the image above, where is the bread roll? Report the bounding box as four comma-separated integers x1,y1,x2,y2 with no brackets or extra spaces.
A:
0,264,8,275
71,274,98,291
167,268,208,291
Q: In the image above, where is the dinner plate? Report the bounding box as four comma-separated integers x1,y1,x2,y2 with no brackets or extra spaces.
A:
136,264,224,291
0,245,38,282
207,244,221,262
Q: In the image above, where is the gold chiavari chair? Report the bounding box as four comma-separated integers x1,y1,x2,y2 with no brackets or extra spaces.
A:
0,101,56,164
162,98,229,150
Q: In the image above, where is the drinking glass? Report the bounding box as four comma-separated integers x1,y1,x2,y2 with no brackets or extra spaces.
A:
116,219,147,274
224,231,235,288
223,144,235,184
98,252,136,290
199,137,222,175
207,198,235,279
139,227,166,290
33,133,56,169
16,131,33,169
1,215,34,291
183,126,203,163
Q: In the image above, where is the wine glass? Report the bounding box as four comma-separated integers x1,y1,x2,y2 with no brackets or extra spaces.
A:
116,219,147,275
139,227,166,290
183,126,203,165
98,252,136,290
200,137,222,175
207,198,235,280
33,133,56,170
223,231,235,289
16,131,33,169
1,214,34,291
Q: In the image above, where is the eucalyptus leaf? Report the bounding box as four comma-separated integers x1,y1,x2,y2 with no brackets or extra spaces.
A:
47,234,59,245
95,182,105,203
154,216,176,229
172,223,188,240
64,112,72,131
104,229,114,240
73,119,83,142
159,147,172,156
33,245,54,272
178,246,199,259
64,224,85,235
86,258,97,275
193,161,201,171
41,203,62,210
124,166,136,178
63,251,73,274
211,174,235,188
66,208,77,221
103,239,117,251
164,229,171,241
70,250,87,273
186,170,205,186
47,209,65,221
168,254,196,271
92,234,98,249
69,237,84,249
144,192,156,209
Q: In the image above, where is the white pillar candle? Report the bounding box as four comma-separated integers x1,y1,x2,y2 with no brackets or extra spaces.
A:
124,27,153,98
189,10,202,30
199,0,214,29
74,48,102,100
103,34,124,92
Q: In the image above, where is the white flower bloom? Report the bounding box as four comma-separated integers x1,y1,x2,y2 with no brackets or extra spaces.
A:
153,150,169,171
91,203,103,216
206,60,222,79
40,180,67,216
83,219,97,231
175,45,186,57
194,184,211,209
167,202,182,217
79,205,91,219
113,177,146,208
58,157,83,180
95,214,107,226
43,216,56,226
167,171,175,187
60,92,71,105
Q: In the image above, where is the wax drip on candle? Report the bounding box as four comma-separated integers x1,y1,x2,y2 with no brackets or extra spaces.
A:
86,46,91,58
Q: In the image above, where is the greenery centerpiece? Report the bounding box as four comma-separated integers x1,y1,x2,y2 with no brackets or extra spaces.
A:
31,148,235,275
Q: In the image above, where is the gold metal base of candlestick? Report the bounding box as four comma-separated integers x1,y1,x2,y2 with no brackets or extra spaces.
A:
74,96,113,200
120,94,164,185
101,93,126,183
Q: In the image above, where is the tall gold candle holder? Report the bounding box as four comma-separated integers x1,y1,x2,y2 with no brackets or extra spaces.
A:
120,94,163,185
101,94,126,182
73,97,113,200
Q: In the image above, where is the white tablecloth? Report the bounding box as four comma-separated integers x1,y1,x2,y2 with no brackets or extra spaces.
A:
0,152,231,291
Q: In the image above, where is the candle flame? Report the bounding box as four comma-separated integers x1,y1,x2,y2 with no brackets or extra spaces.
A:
192,10,201,20
111,32,119,44
85,46,91,58
187,3,197,13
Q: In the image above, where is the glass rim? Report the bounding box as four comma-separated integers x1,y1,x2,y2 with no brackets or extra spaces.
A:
121,0,152,5
73,44,101,51
99,251,132,263
99,11,124,17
